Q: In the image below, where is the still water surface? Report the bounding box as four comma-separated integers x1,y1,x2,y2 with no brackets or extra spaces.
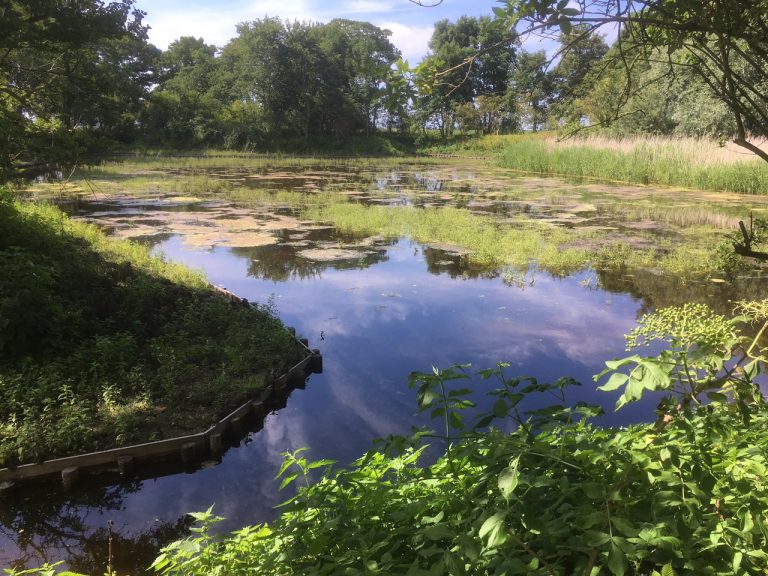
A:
3,162,763,573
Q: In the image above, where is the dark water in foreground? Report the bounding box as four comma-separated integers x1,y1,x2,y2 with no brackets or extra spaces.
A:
4,167,765,573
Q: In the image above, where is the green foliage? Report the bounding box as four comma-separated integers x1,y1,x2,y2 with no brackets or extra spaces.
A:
0,0,158,175
491,0,768,160
152,301,768,575
0,197,299,465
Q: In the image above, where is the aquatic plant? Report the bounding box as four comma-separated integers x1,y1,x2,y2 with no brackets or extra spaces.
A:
496,137,768,195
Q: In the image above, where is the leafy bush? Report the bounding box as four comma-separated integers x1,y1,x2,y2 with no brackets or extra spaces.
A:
150,301,768,575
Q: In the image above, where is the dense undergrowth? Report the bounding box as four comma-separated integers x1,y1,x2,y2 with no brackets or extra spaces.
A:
139,301,768,576
0,191,299,466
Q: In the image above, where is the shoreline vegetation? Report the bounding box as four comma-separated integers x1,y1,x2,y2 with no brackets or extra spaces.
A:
57,131,768,194
148,302,768,576
0,193,301,467
29,132,768,281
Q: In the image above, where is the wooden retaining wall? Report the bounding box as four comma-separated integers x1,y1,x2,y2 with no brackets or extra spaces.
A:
0,286,322,491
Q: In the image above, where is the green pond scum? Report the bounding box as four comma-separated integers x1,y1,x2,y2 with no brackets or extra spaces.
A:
31,154,768,280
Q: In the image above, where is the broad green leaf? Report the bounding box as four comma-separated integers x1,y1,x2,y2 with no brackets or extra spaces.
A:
597,372,629,392
424,524,454,540
661,563,676,576
607,540,628,576
611,517,639,537
479,512,508,548
498,456,520,499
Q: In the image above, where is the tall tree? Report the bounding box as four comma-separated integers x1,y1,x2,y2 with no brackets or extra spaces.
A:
0,0,155,175
317,19,400,134
508,50,552,131
145,37,222,146
487,0,768,160
415,16,515,137
548,25,609,126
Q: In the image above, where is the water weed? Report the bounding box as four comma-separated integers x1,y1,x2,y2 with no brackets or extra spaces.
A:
496,136,768,194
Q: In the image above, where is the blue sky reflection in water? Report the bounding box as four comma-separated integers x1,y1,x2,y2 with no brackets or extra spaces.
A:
109,233,652,529
1,226,656,571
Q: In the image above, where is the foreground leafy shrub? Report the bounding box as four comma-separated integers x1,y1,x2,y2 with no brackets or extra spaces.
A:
151,303,768,575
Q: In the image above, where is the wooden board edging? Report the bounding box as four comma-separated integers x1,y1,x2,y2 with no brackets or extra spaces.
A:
0,286,321,488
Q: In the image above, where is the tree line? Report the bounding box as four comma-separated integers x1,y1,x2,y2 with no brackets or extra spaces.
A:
1,0,766,177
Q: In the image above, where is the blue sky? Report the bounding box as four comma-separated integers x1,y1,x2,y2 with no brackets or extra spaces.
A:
134,0,502,63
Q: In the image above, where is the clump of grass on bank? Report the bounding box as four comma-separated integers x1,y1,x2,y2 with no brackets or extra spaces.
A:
0,192,300,466
496,135,768,194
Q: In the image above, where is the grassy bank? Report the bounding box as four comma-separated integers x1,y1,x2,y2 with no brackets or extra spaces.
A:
495,135,768,194
0,192,300,466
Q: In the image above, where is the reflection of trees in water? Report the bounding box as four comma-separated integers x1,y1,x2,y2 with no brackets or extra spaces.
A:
235,244,325,281
233,240,393,282
422,247,499,281
597,268,768,317
1,481,192,575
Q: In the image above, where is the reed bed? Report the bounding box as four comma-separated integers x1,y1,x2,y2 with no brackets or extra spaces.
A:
497,135,768,194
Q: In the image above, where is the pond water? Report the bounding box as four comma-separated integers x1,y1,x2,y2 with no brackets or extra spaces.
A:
3,160,767,573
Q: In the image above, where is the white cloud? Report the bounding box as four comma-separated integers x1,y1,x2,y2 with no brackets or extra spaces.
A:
376,21,434,62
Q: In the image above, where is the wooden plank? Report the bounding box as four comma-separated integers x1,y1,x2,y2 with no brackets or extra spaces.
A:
0,286,318,486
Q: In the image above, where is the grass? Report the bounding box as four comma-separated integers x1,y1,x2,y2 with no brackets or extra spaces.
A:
495,134,768,194
0,192,301,466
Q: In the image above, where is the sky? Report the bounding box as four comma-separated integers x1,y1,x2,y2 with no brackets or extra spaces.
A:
133,0,502,63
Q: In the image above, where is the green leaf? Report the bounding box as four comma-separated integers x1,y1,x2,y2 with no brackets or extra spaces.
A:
498,456,520,499
597,372,629,392
279,472,299,490
733,551,743,573
558,17,572,34
424,524,454,541
607,540,628,576
493,398,508,418
479,512,508,549
308,459,336,469
661,563,676,576
611,517,639,537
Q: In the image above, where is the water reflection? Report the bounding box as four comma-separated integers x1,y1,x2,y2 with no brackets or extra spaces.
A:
0,481,191,575
9,164,768,572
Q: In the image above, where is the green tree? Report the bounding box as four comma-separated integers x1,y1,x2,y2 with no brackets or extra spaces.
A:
488,0,768,160
0,0,155,175
145,37,223,146
548,25,609,126
317,19,400,135
414,16,516,138
507,50,552,131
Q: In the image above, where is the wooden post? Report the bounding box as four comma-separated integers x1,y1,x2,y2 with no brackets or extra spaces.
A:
62,467,80,490
209,433,223,456
311,350,323,374
117,456,135,476
180,442,198,465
